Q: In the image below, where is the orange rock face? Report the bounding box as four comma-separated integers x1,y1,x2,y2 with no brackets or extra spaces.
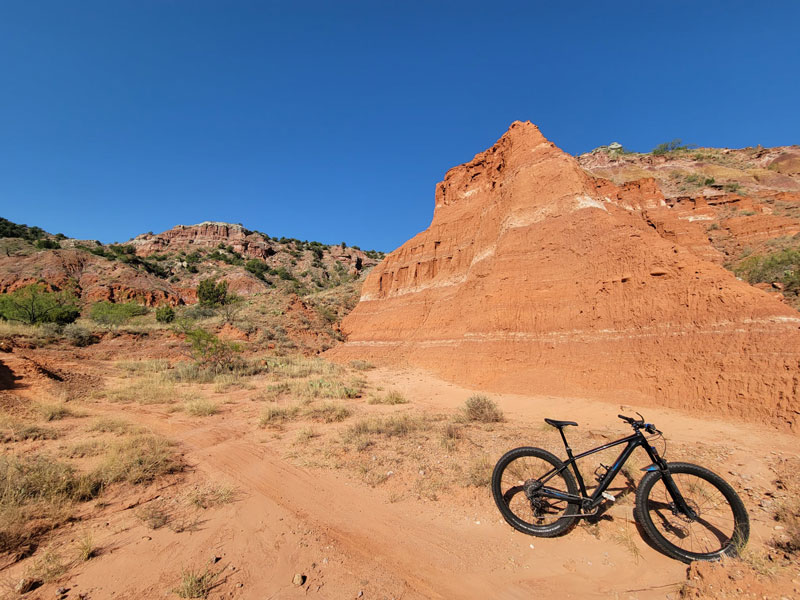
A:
332,122,800,430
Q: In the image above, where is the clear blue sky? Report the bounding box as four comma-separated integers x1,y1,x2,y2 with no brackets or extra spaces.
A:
1,1,798,251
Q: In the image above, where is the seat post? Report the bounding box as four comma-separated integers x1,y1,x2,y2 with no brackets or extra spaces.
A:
558,427,574,459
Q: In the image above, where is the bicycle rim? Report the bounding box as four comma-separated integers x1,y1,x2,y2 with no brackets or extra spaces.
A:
643,472,739,556
498,454,573,528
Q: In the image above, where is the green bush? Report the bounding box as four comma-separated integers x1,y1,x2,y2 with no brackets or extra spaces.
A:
34,238,60,250
64,324,97,347
734,246,800,304
196,278,229,307
155,305,176,323
652,139,690,156
89,301,148,326
185,327,242,372
245,259,270,280
0,284,79,325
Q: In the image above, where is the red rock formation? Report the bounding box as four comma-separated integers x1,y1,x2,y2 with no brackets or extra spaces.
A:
332,122,800,430
0,250,181,306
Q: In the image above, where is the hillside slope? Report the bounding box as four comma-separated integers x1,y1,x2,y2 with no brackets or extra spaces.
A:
331,122,800,429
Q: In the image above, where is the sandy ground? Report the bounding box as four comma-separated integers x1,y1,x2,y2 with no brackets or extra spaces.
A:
3,354,798,600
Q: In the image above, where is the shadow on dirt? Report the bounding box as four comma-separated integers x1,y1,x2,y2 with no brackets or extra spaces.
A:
0,358,21,390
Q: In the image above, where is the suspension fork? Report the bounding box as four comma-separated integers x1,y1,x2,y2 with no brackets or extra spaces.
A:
643,436,697,520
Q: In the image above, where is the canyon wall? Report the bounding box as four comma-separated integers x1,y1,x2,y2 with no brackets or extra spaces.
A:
332,122,800,430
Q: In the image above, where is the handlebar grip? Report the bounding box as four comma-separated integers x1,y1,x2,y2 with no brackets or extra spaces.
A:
618,414,633,423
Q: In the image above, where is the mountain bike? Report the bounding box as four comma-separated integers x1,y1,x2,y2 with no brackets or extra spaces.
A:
491,414,749,563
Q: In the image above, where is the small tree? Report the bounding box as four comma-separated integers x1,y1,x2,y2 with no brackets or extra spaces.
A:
0,284,79,325
155,305,176,323
89,301,148,326
185,327,242,372
196,278,229,307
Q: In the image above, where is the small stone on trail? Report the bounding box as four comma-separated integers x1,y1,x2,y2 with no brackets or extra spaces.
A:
14,578,41,594
293,573,306,586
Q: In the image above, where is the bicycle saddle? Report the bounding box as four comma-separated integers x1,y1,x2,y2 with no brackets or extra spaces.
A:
544,418,578,429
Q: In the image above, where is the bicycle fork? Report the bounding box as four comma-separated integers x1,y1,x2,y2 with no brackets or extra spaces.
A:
643,444,698,521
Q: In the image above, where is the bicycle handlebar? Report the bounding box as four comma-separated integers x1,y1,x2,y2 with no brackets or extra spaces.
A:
618,413,661,435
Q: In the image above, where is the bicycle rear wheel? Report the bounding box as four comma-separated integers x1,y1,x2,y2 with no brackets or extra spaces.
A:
634,462,749,563
491,447,579,537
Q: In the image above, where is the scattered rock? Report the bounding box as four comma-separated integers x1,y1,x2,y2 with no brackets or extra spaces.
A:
14,577,42,594
292,573,306,586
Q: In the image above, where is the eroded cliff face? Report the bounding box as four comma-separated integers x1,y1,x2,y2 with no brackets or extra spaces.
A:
332,122,800,430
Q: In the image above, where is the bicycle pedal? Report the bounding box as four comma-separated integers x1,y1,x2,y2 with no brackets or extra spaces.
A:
601,492,616,503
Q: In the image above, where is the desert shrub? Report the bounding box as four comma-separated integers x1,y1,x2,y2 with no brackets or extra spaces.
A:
245,259,270,280
89,301,148,326
0,455,99,551
461,394,504,423
367,390,408,405
259,405,300,427
185,328,243,373
293,377,363,399
64,323,97,347
0,284,79,325
34,238,60,250
734,246,800,303
652,139,691,155
175,567,218,598
266,356,341,378
196,278,229,307
155,305,176,323
184,399,219,417
93,435,181,486
304,402,352,423
349,359,375,371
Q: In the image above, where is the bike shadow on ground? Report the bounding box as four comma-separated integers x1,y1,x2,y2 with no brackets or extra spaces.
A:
582,471,665,555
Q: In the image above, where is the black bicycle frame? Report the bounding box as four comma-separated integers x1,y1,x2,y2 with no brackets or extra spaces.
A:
537,427,694,515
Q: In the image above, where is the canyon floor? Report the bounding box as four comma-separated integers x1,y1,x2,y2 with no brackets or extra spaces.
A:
2,338,798,600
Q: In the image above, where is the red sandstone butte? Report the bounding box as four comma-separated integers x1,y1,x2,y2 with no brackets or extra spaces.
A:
331,122,800,430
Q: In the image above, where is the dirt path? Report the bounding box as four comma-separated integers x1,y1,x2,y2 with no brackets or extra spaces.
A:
9,358,796,599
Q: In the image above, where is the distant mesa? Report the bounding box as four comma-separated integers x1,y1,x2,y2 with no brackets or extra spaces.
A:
331,121,800,430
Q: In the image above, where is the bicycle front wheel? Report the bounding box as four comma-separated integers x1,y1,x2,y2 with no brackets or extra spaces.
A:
491,447,579,537
634,462,749,563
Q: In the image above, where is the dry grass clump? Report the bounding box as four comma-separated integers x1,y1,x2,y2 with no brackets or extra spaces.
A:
76,531,97,561
460,394,504,423
292,376,364,399
105,378,182,405
174,566,218,598
259,405,300,427
135,500,171,529
367,390,408,405
0,455,98,552
260,382,290,401
304,402,352,423
186,484,236,509
64,439,107,458
26,547,68,583
343,414,429,450
349,360,375,371
117,359,169,374
37,402,76,421
295,427,317,443
440,423,462,450
464,454,493,487
0,415,58,442
87,417,133,434
184,398,219,417
266,355,342,379
93,435,181,486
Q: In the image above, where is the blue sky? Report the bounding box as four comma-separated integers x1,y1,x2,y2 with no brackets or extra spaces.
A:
1,1,798,251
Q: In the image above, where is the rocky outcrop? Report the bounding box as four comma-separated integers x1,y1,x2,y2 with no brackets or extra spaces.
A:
332,122,800,430
0,250,181,306
131,222,273,259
